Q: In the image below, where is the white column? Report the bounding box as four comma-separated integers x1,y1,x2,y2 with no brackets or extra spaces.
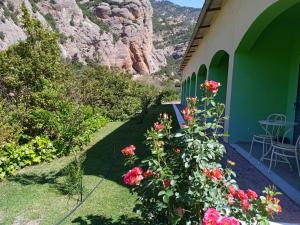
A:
224,54,235,143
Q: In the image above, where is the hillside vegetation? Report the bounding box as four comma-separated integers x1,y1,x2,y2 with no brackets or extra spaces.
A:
0,6,164,181
150,0,200,81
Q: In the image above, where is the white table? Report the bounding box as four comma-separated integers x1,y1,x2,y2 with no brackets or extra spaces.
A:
259,120,299,127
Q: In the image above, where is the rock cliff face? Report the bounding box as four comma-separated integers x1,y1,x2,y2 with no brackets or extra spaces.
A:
0,0,166,75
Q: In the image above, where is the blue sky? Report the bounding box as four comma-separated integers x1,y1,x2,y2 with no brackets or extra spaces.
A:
169,0,204,8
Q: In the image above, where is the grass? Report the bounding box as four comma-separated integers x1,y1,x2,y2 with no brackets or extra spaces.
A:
0,104,179,225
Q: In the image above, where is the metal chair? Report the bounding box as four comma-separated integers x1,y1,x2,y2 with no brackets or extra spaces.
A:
269,128,300,177
250,114,286,161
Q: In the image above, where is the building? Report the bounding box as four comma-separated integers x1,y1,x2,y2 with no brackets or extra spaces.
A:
180,0,300,144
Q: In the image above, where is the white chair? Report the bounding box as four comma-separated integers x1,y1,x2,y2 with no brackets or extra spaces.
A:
269,128,300,177
250,114,286,161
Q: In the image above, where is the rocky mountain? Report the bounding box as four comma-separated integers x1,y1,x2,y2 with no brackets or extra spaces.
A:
150,0,200,79
0,0,199,77
0,0,166,75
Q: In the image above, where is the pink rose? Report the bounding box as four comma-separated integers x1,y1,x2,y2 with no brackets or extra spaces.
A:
241,199,250,211
154,122,165,132
218,216,240,225
228,185,236,196
123,167,144,186
121,145,136,156
203,208,221,225
227,194,235,205
237,189,248,200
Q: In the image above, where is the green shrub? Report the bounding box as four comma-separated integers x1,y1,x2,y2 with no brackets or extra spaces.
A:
0,136,56,180
161,87,180,103
44,13,58,31
61,155,85,196
78,65,159,121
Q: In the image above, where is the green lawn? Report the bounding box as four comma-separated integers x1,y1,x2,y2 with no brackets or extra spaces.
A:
0,105,179,225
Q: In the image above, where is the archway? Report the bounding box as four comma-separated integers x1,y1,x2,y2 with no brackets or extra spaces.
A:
190,73,197,97
196,65,207,99
229,1,300,143
208,50,229,104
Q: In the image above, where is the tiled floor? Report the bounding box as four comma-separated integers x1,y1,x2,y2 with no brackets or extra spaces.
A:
237,142,300,193
224,144,300,223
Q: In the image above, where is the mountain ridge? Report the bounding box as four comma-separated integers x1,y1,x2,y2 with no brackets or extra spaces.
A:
0,0,200,78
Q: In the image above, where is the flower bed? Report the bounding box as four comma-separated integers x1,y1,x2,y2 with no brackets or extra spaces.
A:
121,81,282,225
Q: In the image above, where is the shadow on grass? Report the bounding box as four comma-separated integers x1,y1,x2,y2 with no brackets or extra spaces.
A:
8,105,178,188
71,215,147,225
7,171,60,185
82,104,179,185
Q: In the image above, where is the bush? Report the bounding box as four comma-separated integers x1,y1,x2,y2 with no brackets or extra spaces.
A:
0,136,56,180
121,81,282,224
160,87,180,103
77,65,159,121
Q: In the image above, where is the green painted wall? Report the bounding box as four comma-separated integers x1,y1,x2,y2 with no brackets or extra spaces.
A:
191,73,196,97
186,77,191,99
229,4,300,143
196,65,207,99
208,52,229,104
181,81,186,105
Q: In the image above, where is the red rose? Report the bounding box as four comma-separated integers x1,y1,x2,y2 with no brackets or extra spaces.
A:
247,189,258,200
237,189,248,200
218,216,240,225
184,115,193,121
241,199,250,211
203,208,221,225
204,80,221,94
163,179,171,188
154,122,165,132
227,194,235,205
123,167,144,186
204,168,211,177
211,168,223,180
182,107,191,116
228,185,236,196
143,170,153,178
175,148,181,154
121,145,136,156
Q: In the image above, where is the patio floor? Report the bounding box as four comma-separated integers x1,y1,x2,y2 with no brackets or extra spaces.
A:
224,144,300,223
237,142,300,193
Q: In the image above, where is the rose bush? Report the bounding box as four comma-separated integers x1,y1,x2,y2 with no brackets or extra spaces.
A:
122,81,282,224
